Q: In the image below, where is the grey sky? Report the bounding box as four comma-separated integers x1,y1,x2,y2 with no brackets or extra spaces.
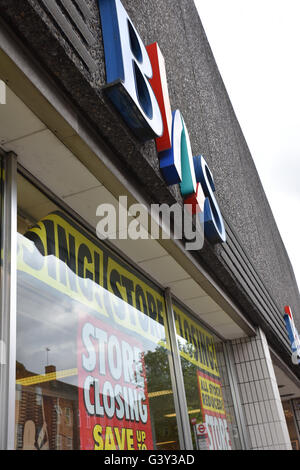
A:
194,0,300,291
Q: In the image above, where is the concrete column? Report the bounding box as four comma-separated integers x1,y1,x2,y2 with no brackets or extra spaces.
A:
231,328,292,450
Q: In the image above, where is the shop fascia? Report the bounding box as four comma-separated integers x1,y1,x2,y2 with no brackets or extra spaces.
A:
98,0,226,245
284,306,300,365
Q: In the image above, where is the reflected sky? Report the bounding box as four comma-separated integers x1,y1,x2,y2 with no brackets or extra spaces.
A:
16,231,168,387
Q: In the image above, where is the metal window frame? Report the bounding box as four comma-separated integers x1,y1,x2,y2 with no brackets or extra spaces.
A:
223,342,251,450
164,288,194,450
0,151,17,450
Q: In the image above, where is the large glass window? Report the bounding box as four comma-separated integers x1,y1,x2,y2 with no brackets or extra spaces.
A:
16,173,180,450
172,300,242,450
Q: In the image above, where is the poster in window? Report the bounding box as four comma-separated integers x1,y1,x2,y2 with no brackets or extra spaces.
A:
78,314,154,450
197,370,231,450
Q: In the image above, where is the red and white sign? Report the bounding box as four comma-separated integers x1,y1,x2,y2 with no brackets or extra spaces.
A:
197,371,232,450
78,316,153,450
196,423,207,436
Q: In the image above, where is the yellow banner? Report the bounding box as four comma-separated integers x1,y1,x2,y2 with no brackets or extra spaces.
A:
173,305,220,377
17,211,169,347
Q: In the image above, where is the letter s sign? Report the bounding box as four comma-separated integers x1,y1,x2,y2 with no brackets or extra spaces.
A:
98,0,163,141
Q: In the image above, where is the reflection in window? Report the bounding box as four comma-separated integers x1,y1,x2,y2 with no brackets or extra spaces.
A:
16,173,179,450
173,301,242,450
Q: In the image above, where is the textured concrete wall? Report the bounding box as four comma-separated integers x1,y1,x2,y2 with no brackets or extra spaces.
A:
0,0,299,345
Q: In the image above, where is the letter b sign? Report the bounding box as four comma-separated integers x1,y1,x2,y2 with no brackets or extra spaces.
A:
99,0,163,141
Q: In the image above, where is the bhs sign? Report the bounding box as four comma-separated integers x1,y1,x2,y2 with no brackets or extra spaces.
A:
98,0,226,245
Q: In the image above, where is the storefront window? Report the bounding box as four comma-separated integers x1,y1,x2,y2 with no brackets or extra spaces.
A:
16,173,180,450
172,300,242,450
